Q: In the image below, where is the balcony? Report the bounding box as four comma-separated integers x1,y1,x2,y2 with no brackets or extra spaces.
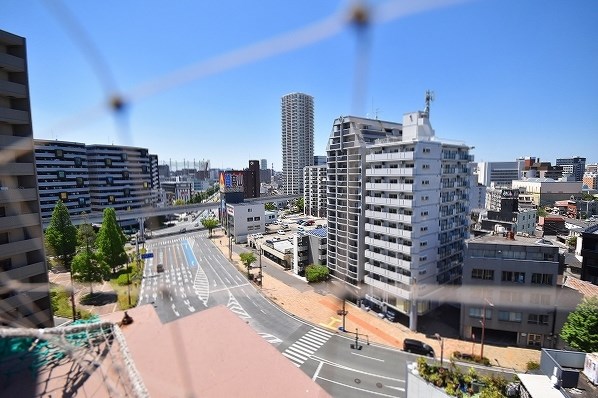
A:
0,107,29,124
0,79,27,98
0,188,38,203
365,197,413,207
364,276,410,299
365,237,414,255
0,162,34,176
366,182,413,192
0,52,26,72
0,237,43,258
0,134,33,150
5,261,47,281
366,168,414,177
365,262,412,285
365,209,412,223
0,213,41,230
366,152,414,162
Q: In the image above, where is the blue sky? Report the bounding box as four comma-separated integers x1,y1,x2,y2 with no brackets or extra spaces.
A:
2,0,597,170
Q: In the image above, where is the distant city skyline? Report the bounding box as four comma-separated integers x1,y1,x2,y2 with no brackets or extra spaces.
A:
1,0,596,170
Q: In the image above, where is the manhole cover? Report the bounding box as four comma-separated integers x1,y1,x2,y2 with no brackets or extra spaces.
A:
376,382,383,388
354,378,361,384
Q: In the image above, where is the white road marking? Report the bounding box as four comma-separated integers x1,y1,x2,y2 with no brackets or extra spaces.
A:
316,377,400,397
312,361,324,381
350,352,385,362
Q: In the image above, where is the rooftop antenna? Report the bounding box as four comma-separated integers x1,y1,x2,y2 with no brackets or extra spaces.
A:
424,90,435,118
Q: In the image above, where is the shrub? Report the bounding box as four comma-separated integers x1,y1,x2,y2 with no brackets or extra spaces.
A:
526,360,540,371
305,264,329,283
116,273,131,286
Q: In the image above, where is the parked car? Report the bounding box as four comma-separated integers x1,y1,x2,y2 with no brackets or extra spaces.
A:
179,227,187,233
277,230,285,235
403,339,435,357
156,264,164,273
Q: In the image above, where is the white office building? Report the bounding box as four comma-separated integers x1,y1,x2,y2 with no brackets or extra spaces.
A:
475,160,523,187
225,202,265,244
281,92,314,195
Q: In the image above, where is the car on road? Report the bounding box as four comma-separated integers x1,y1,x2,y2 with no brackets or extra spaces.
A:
277,230,285,235
156,264,164,273
403,339,434,357
179,227,187,233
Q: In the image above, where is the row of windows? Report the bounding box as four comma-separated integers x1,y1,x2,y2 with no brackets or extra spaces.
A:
247,217,261,222
469,249,556,261
469,308,550,325
471,269,554,285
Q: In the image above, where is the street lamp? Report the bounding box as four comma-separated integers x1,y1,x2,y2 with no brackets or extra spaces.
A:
434,333,444,368
480,298,494,360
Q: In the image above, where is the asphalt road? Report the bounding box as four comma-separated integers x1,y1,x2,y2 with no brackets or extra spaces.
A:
139,231,411,397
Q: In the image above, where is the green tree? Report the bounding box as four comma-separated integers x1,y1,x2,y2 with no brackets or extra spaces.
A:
71,250,109,294
296,197,305,212
560,296,598,352
265,202,277,211
201,217,219,237
239,252,257,279
173,199,186,206
305,264,329,283
96,208,127,274
537,206,548,218
45,200,78,271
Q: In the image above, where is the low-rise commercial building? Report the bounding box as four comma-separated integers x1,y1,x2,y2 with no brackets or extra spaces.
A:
225,202,265,244
460,233,571,348
512,178,582,207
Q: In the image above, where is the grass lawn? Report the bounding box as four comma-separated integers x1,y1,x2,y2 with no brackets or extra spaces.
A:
108,258,143,310
50,283,93,319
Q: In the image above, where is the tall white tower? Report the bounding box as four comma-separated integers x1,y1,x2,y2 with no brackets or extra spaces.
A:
281,93,314,195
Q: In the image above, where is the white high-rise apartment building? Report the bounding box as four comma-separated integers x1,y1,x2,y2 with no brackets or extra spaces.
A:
326,116,402,288
281,93,314,195
303,165,327,218
327,109,472,331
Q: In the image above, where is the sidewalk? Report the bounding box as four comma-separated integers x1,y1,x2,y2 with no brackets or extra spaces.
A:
210,230,540,372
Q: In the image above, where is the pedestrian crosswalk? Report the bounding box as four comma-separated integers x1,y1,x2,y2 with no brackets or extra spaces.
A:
282,328,333,367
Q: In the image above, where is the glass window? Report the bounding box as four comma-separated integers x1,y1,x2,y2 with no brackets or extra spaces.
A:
59,192,68,200
76,177,84,187
498,311,522,322
469,307,492,319
55,149,64,159
531,273,553,285
74,157,82,167
471,269,494,280
105,158,112,166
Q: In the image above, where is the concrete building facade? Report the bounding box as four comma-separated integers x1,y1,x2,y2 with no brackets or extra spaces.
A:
34,139,91,220
556,156,586,181
460,234,566,348
362,111,471,329
303,165,327,218
512,178,583,207
281,92,314,195
326,116,402,291
86,145,154,213
0,30,53,328
225,202,265,244
476,160,523,187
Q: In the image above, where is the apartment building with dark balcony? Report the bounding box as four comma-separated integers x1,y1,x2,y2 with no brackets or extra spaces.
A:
0,29,53,328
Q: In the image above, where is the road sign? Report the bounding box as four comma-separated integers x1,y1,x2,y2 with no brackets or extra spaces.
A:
141,253,154,259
